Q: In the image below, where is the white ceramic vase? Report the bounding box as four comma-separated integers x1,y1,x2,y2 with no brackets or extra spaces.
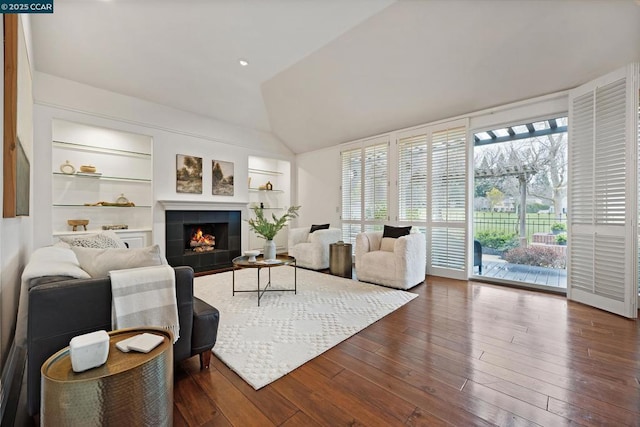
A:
263,239,276,260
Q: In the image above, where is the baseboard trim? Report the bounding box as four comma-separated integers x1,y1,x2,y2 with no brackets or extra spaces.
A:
0,341,26,426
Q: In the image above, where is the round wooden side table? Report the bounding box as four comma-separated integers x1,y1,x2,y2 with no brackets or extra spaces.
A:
41,327,173,426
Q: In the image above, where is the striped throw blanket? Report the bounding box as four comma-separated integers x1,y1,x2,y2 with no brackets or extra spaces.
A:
110,265,180,343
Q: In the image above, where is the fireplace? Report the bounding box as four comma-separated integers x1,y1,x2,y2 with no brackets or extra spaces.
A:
166,210,241,273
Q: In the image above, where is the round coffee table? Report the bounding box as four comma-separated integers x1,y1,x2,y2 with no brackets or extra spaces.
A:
232,254,297,306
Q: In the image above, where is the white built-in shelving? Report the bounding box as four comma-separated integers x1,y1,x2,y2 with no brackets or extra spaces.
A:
247,157,291,251
51,120,154,247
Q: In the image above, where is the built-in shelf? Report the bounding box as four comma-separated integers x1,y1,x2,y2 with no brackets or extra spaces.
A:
52,120,154,241
248,188,284,193
248,168,283,176
53,227,152,237
53,140,151,158
52,172,152,183
53,204,152,208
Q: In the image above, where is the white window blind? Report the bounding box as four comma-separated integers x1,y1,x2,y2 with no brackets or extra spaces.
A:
569,92,594,225
567,63,638,318
398,134,428,222
341,148,361,222
429,125,467,273
594,79,627,225
364,144,388,221
340,141,388,244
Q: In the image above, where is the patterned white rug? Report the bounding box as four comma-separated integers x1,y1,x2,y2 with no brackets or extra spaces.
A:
193,267,417,389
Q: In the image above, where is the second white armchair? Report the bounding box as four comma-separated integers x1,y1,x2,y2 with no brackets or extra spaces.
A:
288,226,342,270
355,230,426,289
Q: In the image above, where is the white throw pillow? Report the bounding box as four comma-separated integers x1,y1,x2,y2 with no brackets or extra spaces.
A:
71,245,167,278
60,230,127,249
380,237,396,252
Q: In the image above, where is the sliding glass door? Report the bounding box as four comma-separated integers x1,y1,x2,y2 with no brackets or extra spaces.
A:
471,117,568,291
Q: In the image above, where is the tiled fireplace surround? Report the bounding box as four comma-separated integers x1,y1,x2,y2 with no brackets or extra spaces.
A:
165,209,242,273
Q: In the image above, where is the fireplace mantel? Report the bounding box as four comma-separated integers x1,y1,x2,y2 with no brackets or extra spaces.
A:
158,200,249,211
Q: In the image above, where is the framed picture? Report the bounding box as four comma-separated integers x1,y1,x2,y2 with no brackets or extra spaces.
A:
212,160,234,196
176,154,203,194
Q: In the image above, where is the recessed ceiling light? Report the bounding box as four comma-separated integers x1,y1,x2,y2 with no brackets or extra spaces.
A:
239,59,249,67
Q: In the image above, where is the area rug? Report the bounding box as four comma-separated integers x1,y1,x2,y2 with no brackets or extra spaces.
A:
193,267,417,389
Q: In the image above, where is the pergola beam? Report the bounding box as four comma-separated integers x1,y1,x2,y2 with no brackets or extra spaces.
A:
474,125,567,146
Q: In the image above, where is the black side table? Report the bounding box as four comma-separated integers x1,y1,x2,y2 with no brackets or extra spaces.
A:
330,242,352,278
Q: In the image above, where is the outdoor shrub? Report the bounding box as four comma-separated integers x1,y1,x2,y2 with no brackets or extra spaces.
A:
503,246,565,269
550,222,566,232
475,230,519,251
555,233,567,244
526,203,550,213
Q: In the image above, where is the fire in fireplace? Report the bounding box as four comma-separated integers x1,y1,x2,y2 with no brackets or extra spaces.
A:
190,228,215,252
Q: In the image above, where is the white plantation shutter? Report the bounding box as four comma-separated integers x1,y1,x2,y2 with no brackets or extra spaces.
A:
340,139,388,244
341,148,361,222
364,144,388,221
398,134,428,222
568,63,638,318
428,122,467,278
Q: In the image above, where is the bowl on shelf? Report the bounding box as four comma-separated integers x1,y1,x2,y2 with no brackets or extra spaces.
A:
79,165,97,173
67,219,89,231
244,250,260,262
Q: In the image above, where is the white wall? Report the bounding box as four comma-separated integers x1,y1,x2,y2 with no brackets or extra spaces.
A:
295,146,341,228
1,16,34,365
32,73,295,253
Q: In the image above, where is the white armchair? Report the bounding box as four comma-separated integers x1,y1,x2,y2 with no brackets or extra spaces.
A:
288,227,342,270
355,231,426,289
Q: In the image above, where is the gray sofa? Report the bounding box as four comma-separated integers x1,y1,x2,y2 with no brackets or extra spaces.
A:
26,266,219,417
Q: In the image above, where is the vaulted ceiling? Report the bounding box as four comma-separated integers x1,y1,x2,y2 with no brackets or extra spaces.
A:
30,0,640,154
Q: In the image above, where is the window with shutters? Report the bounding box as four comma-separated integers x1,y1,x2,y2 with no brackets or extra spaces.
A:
340,139,388,244
430,126,467,272
398,134,428,222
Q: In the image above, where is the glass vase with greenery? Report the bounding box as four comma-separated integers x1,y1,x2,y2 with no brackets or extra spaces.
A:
247,205,301,240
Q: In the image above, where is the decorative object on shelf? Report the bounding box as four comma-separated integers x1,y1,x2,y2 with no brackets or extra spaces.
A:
67,219,89,231
60,160,76,174
115,193,129,204
79,165,97,173
246,205,300,260
212,160,234,196
176,154,202,194
102,224,129,230
265,181,273,191
84,201,136,207
244,250,260,263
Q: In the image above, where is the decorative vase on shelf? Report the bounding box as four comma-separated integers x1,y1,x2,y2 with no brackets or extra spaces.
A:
60,160,75,174
263,240,277,260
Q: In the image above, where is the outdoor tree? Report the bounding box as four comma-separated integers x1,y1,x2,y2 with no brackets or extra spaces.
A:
486,187,504,212
532,133,567,216
183,156,202,178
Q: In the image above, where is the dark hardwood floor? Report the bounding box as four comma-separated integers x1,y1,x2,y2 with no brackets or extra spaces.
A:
173,275,640,426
